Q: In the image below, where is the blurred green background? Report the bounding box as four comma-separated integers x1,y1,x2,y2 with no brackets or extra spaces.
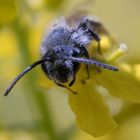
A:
0,0,140,140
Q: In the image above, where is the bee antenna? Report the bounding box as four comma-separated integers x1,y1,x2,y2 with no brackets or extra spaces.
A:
4,59,49,96
68,57,119,71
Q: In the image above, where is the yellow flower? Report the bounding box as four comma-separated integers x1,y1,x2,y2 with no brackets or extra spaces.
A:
37,22,140,137
67,36,140,137
38,31,138,137
2,1,139,137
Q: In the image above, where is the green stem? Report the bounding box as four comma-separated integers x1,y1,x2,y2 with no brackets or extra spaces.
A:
12,19,58,140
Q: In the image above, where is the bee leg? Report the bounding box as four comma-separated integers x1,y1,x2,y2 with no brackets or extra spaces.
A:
56,82,77,94
89,30,102,54
69,76,75,87
97,40,102,54
80,45,90,79
85,64,90,79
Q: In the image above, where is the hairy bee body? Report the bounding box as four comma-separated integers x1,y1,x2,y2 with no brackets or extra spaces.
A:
4,17,118,96
40,17,100,86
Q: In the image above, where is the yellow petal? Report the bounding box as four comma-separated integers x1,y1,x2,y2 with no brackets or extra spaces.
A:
69,79,117,137
96,65,140,103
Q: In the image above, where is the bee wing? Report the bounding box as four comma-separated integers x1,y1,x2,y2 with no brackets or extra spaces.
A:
66,9,88,27
65,0,94,27
66,8,117,48
86,17,118,46
65,0,115,40
88,18,110,35
87,17,119,46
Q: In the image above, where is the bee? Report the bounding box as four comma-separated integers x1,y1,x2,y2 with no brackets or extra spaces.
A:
4,16,118,96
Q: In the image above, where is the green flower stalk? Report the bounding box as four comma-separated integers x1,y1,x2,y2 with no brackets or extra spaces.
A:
107,43,128,62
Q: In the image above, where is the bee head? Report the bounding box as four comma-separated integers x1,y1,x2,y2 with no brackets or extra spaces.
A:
4,45,118,96
41,46,81,84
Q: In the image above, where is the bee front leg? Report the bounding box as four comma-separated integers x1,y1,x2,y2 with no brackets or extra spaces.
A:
69,76,76,87
79,45,90,79
56,82,77,94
